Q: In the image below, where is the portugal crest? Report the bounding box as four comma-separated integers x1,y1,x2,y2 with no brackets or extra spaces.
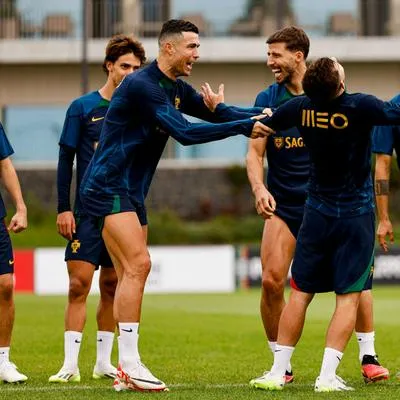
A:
273,136,284,150
174,96,181,110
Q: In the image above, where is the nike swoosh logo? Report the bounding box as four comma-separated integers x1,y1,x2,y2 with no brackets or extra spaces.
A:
8,260,14,265
75,339,81,343
336,356,342,361
121,328,133,333
131,377,163,385
97,338,103,342
91,116,104,122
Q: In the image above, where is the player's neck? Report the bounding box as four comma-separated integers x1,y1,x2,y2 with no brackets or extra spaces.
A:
285,63,307,95
98,81,115,100
156,57,177,81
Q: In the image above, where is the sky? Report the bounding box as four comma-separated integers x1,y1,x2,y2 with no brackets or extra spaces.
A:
16,0,358,36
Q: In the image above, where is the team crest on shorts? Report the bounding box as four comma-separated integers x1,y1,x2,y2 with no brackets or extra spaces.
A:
71,239,81,254
175,96,181,109
273,136,284,150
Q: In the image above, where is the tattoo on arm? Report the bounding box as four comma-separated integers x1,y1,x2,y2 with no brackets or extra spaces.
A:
375,179,390,195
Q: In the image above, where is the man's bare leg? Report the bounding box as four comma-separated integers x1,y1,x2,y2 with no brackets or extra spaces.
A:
258,215,296,378
102,212,167,391
93,267,118,379
355,290,389,382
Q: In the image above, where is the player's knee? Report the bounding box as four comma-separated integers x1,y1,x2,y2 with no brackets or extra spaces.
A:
124,253,151,281
262,273,286,296
0,276,13,302
69,276,91,301
100,274,117,299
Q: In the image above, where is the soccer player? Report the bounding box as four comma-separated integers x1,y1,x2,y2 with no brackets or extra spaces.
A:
49,35,146,383
201,26,388,386
372,96,400,252
247,27,388,386
247,57,400,392
0,122,28,383
79,19,271,392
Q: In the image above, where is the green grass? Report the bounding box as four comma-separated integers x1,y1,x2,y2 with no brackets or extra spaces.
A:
2,286,400,399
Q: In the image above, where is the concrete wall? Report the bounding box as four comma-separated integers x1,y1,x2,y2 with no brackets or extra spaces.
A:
1,61,400,111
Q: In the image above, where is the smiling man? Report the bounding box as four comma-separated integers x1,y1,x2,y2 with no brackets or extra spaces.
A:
247,27,388,389
79,19,271,393
49,35,146,384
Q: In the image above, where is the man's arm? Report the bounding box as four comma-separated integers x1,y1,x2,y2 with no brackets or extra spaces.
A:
246,137,276,219
181,81,264,122
199,82,265,121
57,145,76,240
0,157,27,233
56,100,82,240
375,153,394,252
142,81,271,144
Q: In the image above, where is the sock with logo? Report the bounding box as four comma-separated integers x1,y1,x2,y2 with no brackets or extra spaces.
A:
0,347,10,364
270,344,295,378
319,347,343,382
355,331,376,362
119,323,140,371
268,340,292,373
63,331,82,371
95,331,115,368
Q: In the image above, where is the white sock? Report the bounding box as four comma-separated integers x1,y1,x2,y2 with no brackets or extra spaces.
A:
0,347,10,364
270,344,295,378
95,331,114,367
268,340,276,354
119,323,140,370
63,331,82,371
268,341,292,373
355,331,376,362
319,347,343,382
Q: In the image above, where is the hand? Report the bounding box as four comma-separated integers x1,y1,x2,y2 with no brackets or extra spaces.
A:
254,186,276,219
8,208,27,233
262,107,273,117
200,82,224,112
376,219,394,252
250,121,275,138
57,211,76,241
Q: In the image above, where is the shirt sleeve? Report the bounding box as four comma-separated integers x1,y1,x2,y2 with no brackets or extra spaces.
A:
177,81,219,122
359,94,400,126
214,103,264,122
262,97,302,131
59,99,83,149
135,80,256,145
372,125,395,155
0,123,14,160
57,144,75,213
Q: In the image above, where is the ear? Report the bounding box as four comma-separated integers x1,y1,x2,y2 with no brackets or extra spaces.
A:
294,51,304,62
105,61,114,74
164,41,175,56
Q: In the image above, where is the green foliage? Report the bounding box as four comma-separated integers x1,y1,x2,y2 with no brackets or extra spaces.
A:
225,164,248,194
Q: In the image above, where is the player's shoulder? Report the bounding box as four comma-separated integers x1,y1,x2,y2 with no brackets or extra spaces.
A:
68,91,101,114
255,83,285,105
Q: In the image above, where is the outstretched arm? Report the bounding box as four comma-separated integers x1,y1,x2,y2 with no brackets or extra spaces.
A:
199,82,264,121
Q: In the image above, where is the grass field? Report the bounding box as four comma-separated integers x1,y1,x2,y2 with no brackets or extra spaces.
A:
2,287,400,399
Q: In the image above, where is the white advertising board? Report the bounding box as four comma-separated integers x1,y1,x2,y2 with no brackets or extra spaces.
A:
34,246,235,294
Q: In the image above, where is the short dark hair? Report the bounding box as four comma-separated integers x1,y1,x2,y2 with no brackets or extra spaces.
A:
267,26,310,59
158,19,199,45
302,57,340,102
102,34,146,74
